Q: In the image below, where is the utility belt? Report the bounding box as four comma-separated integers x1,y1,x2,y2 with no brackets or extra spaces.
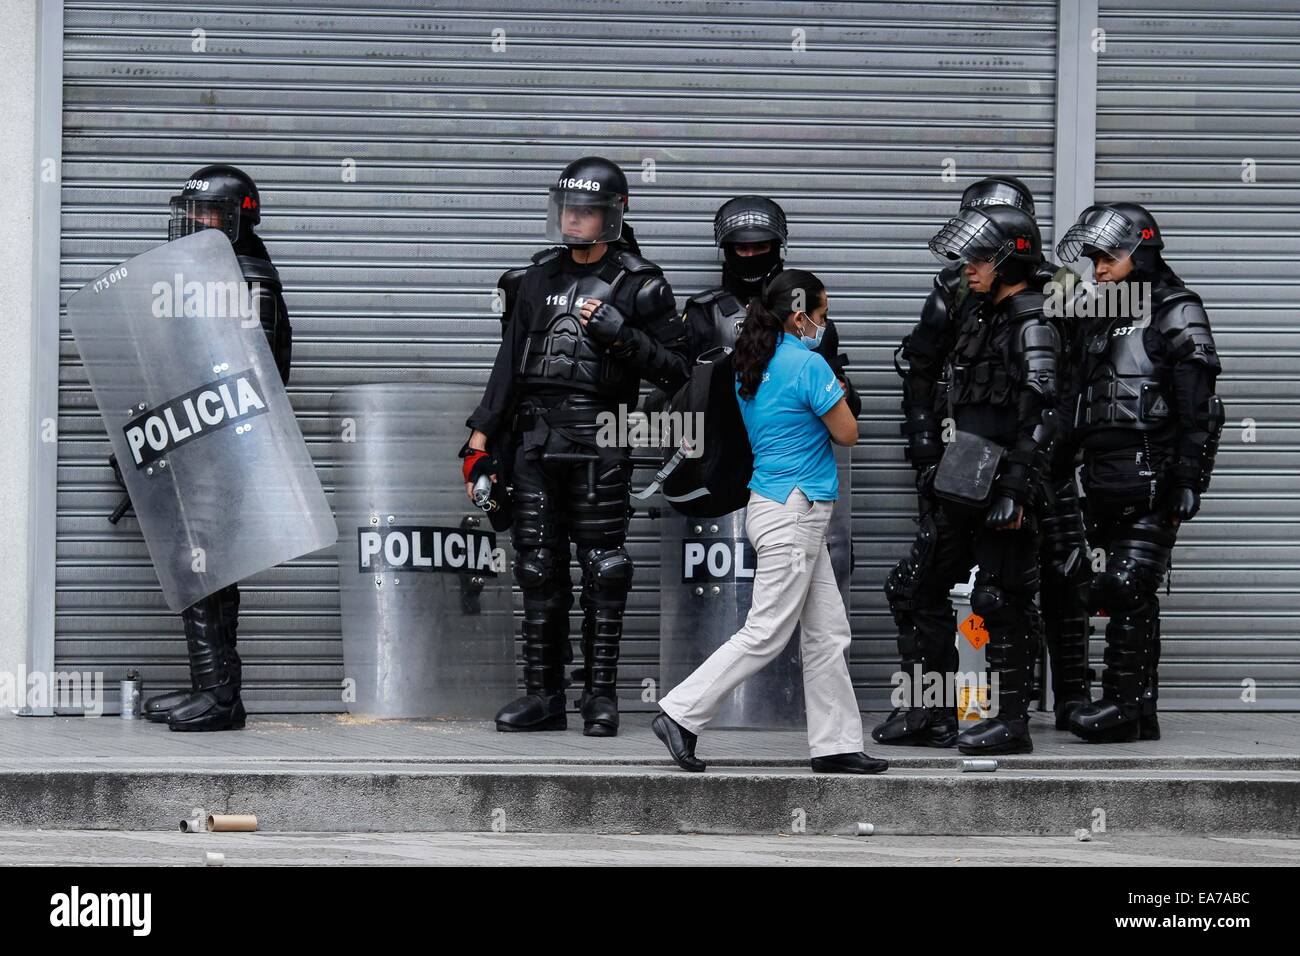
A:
511,400,614,434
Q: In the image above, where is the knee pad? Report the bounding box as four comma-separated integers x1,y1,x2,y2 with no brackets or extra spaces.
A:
514,547,557,592
972,577,1032,631
579,546,634,591
884,558,916,613
970,584,1006,621
1092,556,1148,614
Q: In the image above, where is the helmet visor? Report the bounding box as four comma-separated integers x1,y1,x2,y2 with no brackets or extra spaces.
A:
168,197,240,243
545,189,624,245
928,210,1011,267
1056,207,1142,263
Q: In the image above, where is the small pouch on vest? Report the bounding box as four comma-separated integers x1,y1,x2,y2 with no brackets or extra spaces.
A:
933,430,1006,507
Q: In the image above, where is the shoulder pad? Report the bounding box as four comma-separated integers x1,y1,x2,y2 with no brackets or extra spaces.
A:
611,247,662,275
634,273,677,318
1005,289,1048,320
530,247,565,266
497,266,528,322
685,287,727,309
236,254,282,291
919,286,951,330
498,265,528,294
1155,297,1211,338
934,263,963,297
1155,296,1218,369
1151,284,1201,313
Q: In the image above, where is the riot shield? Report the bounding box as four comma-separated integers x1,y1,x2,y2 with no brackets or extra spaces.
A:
331,383,516,719
660,445,852,728
67,230,336,612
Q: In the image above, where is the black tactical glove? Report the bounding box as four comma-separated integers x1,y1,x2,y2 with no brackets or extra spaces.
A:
584,301,629,347
985,494,1022,530
1167,485,1200,523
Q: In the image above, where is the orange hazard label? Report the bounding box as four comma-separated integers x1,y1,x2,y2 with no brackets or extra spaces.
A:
959,612,989,650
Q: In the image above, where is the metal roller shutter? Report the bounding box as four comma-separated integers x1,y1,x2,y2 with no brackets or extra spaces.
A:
1095,0,1300,709
56,0,1059,713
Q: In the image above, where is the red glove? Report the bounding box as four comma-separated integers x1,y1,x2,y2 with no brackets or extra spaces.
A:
461,448,497,484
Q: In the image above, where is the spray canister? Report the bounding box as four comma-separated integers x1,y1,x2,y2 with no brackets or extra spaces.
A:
120,669,142,720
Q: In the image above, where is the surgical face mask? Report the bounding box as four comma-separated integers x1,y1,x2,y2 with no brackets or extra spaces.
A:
798,312,826,349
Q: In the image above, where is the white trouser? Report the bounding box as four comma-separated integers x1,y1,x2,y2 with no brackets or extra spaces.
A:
659,489,863,758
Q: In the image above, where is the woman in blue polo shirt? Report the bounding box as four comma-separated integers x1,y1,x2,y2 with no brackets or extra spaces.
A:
654,269,888,775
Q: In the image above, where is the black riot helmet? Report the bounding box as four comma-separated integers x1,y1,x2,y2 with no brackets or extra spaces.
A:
168,164,260,243
715,195,788,285
960,176,1036,217
1056,201,1173,281
929,204,1043,285
545,156,628,246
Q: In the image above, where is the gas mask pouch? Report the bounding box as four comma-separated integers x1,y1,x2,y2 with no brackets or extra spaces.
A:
933,430,1006,507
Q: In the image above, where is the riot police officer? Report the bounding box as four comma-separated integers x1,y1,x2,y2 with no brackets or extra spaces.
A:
874,203,1060,755
463,156,690,736
1056,202,1223,742
885,176,1092,743
681,196,860,415
137,164,293,731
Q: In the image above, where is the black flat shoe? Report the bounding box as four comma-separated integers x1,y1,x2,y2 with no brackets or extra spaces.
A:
651,712,705,772
810,752,889,774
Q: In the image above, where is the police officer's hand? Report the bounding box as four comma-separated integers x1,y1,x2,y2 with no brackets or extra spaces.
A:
108,453,125,489
1168,485,1200,526
461,445,498,503
579,298,627,346
986,495,1023,530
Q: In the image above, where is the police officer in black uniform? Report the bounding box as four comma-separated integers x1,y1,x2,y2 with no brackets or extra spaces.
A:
1056,202,1223,742
136,164,293,731
874,203,1060,755
885,177,1093,741
680,196,860,415
463,157,690,737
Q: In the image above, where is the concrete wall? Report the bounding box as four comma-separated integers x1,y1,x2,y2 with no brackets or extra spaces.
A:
0,0,39,709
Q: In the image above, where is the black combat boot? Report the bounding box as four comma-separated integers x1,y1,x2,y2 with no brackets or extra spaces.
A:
168,586,246,732
1046,612,1093,730
871,641,958,748
957,627,1034,756
143,679,196,723
496,604,567,731
1070,612,1146,743
580,605,621,737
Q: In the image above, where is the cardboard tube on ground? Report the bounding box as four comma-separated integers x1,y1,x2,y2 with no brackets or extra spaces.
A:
207,813,258,832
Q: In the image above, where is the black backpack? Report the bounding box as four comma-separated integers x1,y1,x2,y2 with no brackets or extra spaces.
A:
641,347,754,517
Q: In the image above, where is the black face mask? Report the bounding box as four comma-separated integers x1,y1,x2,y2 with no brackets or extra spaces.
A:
723,244,782,294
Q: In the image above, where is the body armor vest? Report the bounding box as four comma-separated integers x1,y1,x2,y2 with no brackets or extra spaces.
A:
687,287,749,353
1074,318,1172,436
947,300,1021,409
518,250,637,397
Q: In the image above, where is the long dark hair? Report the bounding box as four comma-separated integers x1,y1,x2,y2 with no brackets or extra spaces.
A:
734,268,825,399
